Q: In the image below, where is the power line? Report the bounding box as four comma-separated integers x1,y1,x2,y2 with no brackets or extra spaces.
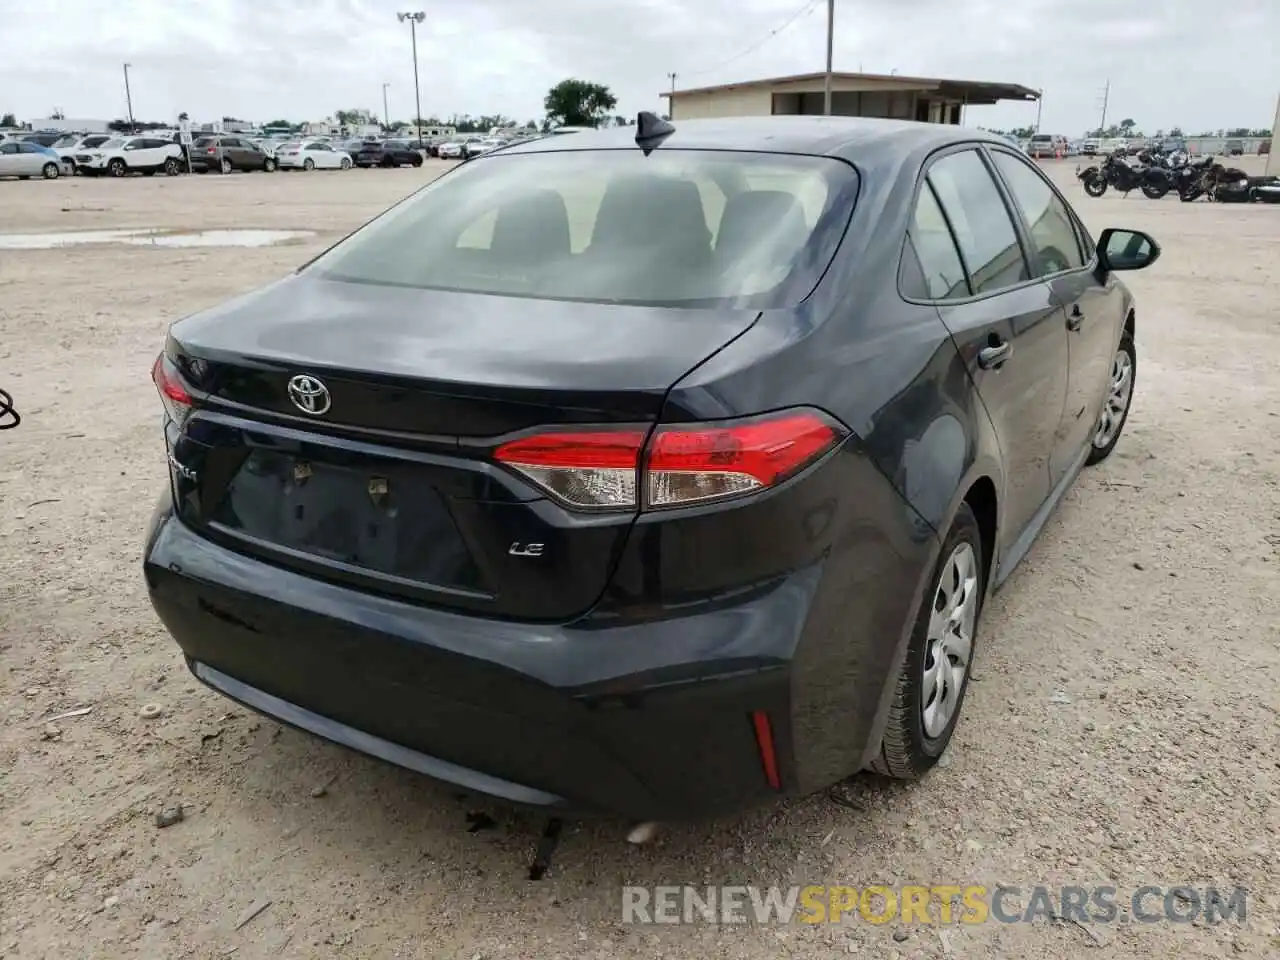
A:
683,0,823,79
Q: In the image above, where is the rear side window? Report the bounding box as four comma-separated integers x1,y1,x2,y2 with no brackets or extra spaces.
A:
905,184,969,300
990,151,1084,275
310,149,860,308
925,150,1028,296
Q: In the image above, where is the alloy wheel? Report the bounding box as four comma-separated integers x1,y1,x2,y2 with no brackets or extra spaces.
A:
1093,349,1134,449
922,542,977,739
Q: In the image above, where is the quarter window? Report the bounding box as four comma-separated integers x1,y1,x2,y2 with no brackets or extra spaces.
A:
906,183,969,299
926,150,1029,296
990,151,1084,275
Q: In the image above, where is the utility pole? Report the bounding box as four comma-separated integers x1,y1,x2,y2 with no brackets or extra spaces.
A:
382,82,391,130
1098,79,1110,136
823,0,834,116
667,72,677,119
1035,89,1043,133
396,12,426,145
122,63,135,133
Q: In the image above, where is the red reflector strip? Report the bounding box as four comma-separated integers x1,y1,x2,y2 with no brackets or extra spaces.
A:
751,710,781,790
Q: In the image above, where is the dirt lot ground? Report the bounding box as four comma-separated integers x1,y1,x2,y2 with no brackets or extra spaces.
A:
1,158,1277,960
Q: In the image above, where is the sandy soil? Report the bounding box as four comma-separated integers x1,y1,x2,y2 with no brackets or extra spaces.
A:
1,159,1277,960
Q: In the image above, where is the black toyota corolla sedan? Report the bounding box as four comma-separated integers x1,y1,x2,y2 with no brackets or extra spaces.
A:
144,115,1158,821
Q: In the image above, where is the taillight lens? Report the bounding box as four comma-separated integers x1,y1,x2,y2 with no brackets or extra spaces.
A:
492,410,845,511
647,412,843,507
151,353,193,425
494,430,645,509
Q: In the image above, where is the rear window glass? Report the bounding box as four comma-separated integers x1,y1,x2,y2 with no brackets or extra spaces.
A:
310,149,858,308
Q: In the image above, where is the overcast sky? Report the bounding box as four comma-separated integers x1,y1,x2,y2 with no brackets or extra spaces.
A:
2,0,1277,134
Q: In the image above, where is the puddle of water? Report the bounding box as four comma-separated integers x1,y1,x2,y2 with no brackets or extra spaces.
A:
0,228,316,250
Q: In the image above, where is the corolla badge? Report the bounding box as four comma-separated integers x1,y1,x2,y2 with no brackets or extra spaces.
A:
287,374,331,416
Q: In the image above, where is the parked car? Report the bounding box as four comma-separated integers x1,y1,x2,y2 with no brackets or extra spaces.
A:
436,140,466,159
75,136,184,177
189,136,277,173
1101,138,1129,156
145,117,1159,821
275,141,352,170
0,139,64,179
463,137,501,158
1026,133,1067,158
1225,139,1244,156
1081,138,1101,156
355,140,425,168
52,134,112,172
1160,138,1187,155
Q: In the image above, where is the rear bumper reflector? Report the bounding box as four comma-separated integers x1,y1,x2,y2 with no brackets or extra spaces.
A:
751,710,781,789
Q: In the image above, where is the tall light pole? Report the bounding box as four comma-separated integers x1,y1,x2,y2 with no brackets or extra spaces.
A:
396,12,425,145
667,72,677,119
823,0,834,116
382,82,391,130
122,63,136,133
1035,89,1043,133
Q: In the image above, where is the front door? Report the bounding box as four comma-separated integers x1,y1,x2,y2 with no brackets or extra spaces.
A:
915,147,1069,548
985,148,1124,483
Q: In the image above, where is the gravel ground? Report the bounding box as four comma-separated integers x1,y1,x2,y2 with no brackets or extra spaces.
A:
1,159,1277,960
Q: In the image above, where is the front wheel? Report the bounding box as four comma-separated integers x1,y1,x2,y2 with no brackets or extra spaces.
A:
412,154,423,167
1141,182,1169,200
164,157,180,176
1087,331,1136,465
870,504,984,778
303,158,315,171
1083,176,1108,197
339,157,351,170
108,158,126,177
42,162,60,180
264,157,276,172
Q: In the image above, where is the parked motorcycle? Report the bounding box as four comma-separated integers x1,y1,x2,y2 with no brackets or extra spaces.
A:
1173,156,1218,201
1076,153,1172,199
0,387,19,431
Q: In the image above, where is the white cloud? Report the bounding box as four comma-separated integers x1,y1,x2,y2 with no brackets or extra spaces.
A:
1,0,1276,134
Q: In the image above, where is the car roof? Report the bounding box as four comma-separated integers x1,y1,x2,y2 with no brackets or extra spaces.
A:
499,116,1007,165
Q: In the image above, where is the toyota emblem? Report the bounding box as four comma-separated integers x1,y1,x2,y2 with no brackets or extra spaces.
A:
287,374,331,416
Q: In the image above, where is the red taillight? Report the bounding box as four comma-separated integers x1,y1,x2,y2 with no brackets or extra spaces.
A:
206,147,216,154
494,430,645,509
151,353,193,424
751,711,782,790
492,409,844,511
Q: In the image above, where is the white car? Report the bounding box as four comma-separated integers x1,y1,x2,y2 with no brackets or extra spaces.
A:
1102,137,1130,156
437,141,466,159
49,134,112,172
275,141,353,170
76,136,184,177
463,138,502,158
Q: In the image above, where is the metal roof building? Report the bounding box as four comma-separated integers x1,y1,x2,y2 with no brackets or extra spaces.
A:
662,71,1039,126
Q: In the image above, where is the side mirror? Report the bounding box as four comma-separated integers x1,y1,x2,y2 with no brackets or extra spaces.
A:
1097,228,1160,272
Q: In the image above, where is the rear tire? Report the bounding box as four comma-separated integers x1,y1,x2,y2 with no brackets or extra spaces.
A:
1141,183,1169,200
303,158,315,171
220,157,232,174
264,157,277,172
870,504,984,778
339,157,351,170
1083,177,1108,197
42,162,60,179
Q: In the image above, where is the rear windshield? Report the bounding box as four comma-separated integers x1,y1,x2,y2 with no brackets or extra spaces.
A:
310,149,858,308
1030,135,1053,143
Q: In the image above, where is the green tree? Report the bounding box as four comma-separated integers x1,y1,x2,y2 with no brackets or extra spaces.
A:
543,79,617,128
1168,126,1184,137
0,112,16,127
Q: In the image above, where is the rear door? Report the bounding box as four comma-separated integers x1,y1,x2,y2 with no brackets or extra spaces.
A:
911,146,1068,549
0,141,25,175
986,148,1121,483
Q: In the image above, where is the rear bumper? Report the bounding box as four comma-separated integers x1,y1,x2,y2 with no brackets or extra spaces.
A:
144,495,828,820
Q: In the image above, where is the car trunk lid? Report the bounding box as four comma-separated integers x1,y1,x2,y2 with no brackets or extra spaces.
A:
162,274,759,621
